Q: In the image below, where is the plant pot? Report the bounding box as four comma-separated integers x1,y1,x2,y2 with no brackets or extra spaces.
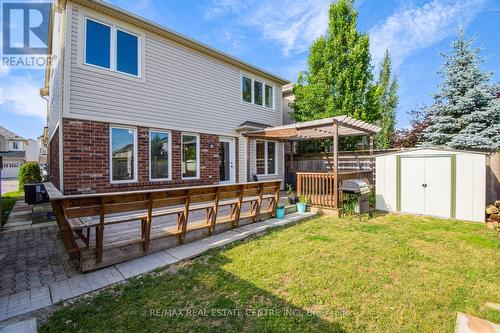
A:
275,206,285,219
287,196,297,205
296,202,307,214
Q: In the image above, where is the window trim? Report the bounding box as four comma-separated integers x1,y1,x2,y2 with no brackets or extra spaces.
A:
181,132,200,180
109,125,138,184
149,130,172,182
240,73,276,110
241,75,252,104
83,16,141,78
256,140,278,176
12,141,20,150
265,84,274,109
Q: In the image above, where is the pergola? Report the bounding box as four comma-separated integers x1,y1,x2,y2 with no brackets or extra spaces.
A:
243,115,381,209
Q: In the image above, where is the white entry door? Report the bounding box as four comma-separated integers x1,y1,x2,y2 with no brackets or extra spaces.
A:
219,137,235,184
400,156,451,218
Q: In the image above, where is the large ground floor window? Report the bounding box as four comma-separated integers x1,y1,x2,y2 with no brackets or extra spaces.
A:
110,126,137,182
150,131,171,180
256,140,276,175
182,133,199,179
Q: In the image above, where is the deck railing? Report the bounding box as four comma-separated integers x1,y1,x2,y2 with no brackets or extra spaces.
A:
296,171,372,208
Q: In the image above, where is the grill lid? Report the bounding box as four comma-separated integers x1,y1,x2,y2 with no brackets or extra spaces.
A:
340,179,370,194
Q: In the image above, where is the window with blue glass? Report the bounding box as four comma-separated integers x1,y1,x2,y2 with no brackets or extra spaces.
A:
116,29,138,76
85,19,111,69
84,17,140,77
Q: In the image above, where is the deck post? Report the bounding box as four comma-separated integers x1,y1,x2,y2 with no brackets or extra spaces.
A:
333,123,339,208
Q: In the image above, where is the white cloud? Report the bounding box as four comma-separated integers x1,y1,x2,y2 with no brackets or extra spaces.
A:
369,0,486,68
205,0,330,56
0,76,45,118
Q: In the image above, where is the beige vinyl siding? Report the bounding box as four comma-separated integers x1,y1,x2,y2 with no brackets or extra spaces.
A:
48,11,64,139
68,5,282,137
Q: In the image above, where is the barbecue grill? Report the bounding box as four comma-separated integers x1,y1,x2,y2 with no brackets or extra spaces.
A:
339,179,371,221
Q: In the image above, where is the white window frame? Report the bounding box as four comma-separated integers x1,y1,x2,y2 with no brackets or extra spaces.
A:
109,125,138,184
256,140,277,176
181,132,200,180
265,83,274,109
240,73,275,110
241,75,253,104
83,16,141,78
149,130,172,182
12,141,20,150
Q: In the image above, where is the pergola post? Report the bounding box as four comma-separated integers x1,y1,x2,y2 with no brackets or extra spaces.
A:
290,141,294,172
369,135,375,183
333,123,339,208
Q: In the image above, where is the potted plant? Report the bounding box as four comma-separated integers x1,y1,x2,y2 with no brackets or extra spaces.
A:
275,205,285,219
296,196,308,214
285,184,297,205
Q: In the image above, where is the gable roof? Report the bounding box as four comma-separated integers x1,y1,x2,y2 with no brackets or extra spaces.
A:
0,126,25,141
44,0,289,93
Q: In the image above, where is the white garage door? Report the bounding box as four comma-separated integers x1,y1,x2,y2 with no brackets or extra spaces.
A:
1,162,21,178
401,156,451,218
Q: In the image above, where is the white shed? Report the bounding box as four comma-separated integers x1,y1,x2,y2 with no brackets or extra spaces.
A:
375,147,487,222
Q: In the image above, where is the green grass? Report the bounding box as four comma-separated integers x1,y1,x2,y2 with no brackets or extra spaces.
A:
1,190,22,225
40,214,500,333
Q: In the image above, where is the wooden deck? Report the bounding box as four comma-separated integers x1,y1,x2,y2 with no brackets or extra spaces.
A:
45,181,282,272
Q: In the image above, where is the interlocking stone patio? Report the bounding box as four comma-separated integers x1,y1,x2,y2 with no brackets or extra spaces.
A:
0,209,315,323
0,226,80,298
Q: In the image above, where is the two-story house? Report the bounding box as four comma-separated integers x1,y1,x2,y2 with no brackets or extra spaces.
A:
0,125,28,178
41,0,289,195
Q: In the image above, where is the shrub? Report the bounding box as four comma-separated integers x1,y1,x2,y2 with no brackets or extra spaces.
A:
18,162,42,191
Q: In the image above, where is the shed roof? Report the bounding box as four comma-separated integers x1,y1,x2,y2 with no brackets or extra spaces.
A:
244,115,381,141
374,146,491,157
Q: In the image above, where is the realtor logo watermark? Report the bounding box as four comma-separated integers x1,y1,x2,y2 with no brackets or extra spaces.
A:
1,1,53,68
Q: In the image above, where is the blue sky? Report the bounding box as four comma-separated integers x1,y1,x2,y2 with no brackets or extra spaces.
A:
1,0,499,140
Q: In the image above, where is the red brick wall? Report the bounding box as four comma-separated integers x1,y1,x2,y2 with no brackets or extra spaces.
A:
61,118,221,195
48,127,60,190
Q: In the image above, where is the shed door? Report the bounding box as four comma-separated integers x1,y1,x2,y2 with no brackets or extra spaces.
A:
400,156,451,218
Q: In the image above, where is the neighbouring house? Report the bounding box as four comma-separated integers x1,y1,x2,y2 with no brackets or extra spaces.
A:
37,135,48,165
41,0,289,195
26,139,40,162
0,125,28,178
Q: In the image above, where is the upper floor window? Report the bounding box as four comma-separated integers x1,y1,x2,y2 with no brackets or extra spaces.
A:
241,75,274,109
242,76,252,103
85,18,140,77
265,84,273,108
12,141,20,150
85,19,111,69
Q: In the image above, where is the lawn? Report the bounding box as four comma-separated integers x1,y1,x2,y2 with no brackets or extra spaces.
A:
1,191,22,225
41,214,499,333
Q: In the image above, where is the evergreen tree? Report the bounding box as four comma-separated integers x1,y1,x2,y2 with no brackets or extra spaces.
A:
292,0,380,125
424,29,500,150
374,50,399,149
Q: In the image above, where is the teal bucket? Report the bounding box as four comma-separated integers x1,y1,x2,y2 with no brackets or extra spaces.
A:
297,203,307,214
276,207,285,219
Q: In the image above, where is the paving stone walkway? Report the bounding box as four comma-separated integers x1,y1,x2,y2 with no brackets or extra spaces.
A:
0,226,80,298
0,211,316,322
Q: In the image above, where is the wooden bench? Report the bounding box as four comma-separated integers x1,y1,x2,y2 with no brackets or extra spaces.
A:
46,181,282,271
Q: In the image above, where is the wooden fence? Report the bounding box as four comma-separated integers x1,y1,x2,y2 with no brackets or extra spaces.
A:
487,153,500,204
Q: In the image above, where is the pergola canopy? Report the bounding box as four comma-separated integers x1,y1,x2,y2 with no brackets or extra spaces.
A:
243,116,381,141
